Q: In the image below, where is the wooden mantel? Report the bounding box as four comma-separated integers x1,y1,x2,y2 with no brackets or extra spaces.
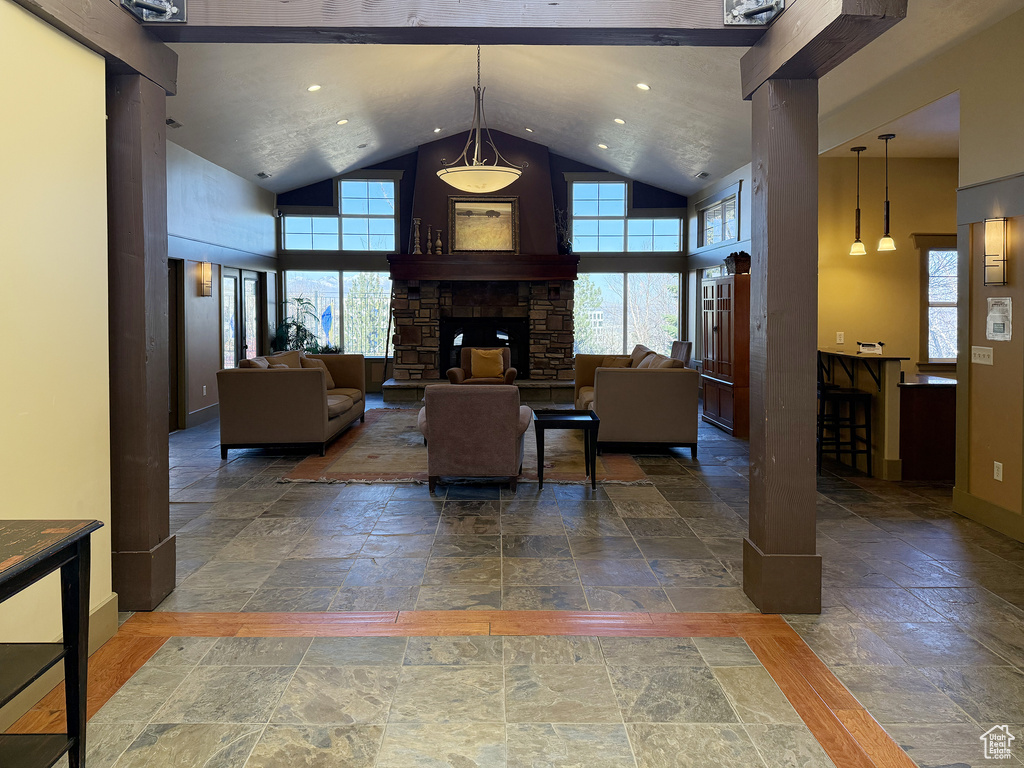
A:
387,253,579,282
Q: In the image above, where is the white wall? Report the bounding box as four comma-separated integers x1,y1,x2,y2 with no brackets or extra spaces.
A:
0,1,113,639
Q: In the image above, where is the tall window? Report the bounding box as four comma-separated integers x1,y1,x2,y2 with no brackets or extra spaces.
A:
573,273,680,356
284,271,393,355
570,181,681,254
284,271,341,350
340,179,396,251
699,195,737,247
343,271,392,356
925,248,958,360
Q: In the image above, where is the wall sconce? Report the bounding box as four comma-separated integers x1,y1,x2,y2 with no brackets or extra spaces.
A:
984,218,1007,286
199,261,213,297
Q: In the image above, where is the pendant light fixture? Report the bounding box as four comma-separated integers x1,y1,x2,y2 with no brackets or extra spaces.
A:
877,133,896,252
437,46,526,194
849,146,867,256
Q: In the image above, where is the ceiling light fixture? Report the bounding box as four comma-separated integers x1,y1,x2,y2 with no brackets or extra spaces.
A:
877,133,896,252
849,146,867,256
336,119,348,125
597,144,609,150
307,84,321,92
437,46,525,194
433,127,442,133
614,118,626,125
636,83,651,91
524,128,534,133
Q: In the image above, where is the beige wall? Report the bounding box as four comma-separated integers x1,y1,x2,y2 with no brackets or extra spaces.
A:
167,141,276,256
818,158,959,373
0,1,113,639
821,8,1024,187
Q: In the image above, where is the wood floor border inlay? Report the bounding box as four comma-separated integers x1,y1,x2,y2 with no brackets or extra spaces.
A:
10,610,915,768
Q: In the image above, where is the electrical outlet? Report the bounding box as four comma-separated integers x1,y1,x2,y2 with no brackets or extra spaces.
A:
971,346,994,365
836,331,845,344
994,462,1003,481
203,385,207,396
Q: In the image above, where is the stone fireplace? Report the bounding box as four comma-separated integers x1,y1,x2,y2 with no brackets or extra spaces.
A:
390,277,575,381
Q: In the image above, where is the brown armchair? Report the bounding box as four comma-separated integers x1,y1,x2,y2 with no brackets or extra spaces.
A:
417,385,532,493
446,346,518,385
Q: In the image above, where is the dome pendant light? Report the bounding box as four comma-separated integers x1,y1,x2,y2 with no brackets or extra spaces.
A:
437,46,526,194
849,146,867,256
877,133,897,252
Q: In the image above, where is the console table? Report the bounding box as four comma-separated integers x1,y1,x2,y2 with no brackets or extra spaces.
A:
0,520,102,768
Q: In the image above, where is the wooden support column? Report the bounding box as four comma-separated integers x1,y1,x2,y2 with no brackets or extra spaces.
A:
743,78,822,614
107,73,175,611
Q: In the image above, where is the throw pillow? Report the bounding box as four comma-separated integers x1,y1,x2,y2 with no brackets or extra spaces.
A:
268,363,289,369
655,356,686,369
471,348,505,378
267,350,302,368
628,344,654,367
238,357,269,369
601,356,631,368
300,355,336,389
636,353,660,369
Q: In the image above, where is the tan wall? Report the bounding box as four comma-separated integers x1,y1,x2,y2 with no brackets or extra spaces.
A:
967,215,1023,514
821,8,1024,187
818,158,959,374
0,1,113,639
185,261,224,417
167,141,277,256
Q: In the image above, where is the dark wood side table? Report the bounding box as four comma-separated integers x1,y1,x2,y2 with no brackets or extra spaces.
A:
533,409,600,490
0,520,103,768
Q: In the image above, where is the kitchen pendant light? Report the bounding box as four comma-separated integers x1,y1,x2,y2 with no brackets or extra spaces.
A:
437,46,526,194
849,146,867,256
877,133,896,251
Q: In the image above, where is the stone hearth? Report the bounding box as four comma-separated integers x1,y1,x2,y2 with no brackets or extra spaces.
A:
391,279,575,381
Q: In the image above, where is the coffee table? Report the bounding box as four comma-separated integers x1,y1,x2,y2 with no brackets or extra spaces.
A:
533,409,600,490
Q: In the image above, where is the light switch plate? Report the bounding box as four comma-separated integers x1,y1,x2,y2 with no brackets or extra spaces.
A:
972,346,994,365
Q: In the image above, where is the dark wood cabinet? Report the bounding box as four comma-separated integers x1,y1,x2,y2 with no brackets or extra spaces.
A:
701,275,750,438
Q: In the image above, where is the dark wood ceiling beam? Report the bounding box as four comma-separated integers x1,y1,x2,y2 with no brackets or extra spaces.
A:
740,0,907,100
147,0,763,45
12,0,177,94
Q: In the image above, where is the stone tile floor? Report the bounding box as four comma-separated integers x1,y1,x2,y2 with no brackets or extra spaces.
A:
112,396,1024,766
74,634,835,768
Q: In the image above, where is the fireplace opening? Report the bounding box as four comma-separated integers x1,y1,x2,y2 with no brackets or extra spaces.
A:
439,317,530,379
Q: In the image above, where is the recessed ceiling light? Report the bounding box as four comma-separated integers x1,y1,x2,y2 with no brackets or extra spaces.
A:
357,143,367,149
307,84,321,92
524,127,534,133
597,143,609,150
636,83,651,91
336,119,349,125
614,118,626,125
433,127,441,133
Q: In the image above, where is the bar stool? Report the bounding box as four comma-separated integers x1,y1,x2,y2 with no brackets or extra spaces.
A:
817,386,872,476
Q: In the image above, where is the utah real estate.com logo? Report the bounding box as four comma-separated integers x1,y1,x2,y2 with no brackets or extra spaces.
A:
981,725,1015,760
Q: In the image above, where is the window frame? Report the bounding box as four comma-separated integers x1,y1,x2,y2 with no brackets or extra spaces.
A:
915,233,959,366
565,174,684,255
572,271,683,356
691,181,741,254
277,169,403,254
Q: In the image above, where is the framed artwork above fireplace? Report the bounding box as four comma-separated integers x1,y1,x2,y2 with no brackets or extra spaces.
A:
449,196,519,254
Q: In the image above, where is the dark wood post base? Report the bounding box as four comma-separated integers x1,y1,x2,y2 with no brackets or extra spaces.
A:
742,539,822,614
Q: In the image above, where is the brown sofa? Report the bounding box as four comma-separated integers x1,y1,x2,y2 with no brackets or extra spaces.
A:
417,385,532,492
574,344,699,456
217,351,365,459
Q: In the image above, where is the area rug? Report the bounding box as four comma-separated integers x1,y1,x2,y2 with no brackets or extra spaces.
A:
284,408,649,485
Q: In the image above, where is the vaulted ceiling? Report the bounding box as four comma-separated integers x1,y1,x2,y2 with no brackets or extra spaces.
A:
163,0,1022,197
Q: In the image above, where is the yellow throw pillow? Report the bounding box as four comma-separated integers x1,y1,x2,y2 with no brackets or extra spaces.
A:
602,356,631,368
471,348,505,378
301,356,336,389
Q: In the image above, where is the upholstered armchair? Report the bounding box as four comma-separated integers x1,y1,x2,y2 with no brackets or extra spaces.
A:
417,385,532,493
446,346,518,385
670,340,693,367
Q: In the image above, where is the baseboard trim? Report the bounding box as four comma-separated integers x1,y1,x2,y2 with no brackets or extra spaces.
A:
881,458,902,482
0,592,119,732
953,487,1024,544
186,403,219,429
